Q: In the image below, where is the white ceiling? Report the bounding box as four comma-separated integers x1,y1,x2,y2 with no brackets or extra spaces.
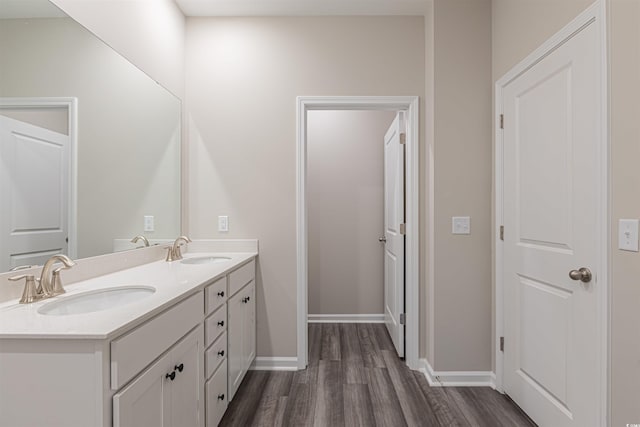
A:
0,0,67,19
175,0,430,17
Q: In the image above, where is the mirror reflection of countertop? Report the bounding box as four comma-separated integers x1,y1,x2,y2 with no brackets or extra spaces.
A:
0,252,256,340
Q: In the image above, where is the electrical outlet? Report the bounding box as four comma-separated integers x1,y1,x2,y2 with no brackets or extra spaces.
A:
218,216,228,232
452,216,471,235
144,215,154,232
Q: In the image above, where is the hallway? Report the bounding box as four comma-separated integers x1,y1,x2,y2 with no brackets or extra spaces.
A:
220,323,536,426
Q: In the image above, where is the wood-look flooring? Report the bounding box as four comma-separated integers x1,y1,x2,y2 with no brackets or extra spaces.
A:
220,323,537,427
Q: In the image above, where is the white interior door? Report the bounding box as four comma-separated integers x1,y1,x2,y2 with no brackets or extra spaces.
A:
0,115,70,271
383,112,405,357
501,19,601,427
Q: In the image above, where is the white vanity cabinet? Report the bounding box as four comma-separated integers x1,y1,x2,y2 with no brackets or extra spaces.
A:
227,260,256,401
113,325,204,427
0,253,258,427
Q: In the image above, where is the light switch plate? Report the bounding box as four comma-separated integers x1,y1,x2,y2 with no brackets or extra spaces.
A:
144,215,154,232
452,216,471,235
618,219,639,252
218,216,229,232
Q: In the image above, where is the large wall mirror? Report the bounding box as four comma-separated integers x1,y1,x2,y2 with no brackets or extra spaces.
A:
0,0,181,271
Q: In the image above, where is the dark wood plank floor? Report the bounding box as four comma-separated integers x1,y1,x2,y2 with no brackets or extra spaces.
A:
220,323,537,427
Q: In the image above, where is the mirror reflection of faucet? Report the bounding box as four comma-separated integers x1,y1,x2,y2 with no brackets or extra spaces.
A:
130,235,150,248
8,254,76,304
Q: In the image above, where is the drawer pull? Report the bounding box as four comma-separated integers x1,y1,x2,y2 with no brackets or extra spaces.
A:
217,320,225,327
217,291,225,297
166,371,176,381
218,393,225,401
175,363,184,373
218,350,225,357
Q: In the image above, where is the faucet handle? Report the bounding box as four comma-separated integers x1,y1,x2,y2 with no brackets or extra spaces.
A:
165,245,176,262
8,274,41,304
50,267,67,296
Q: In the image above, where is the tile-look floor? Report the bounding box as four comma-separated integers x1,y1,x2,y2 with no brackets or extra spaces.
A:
220,323,537,426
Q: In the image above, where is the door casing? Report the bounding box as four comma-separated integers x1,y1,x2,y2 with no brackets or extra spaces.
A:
494,2,609,425
296,96,420,370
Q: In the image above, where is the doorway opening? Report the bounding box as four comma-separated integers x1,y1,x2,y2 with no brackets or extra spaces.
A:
296,96,420,370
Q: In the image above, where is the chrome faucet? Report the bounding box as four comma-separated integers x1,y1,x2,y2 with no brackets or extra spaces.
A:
38,254,76,297
166,236,192,262
9,254,75,303
131,235,150,248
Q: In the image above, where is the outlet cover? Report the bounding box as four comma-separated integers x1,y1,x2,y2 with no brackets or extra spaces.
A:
144,215,154,232
218,215,229,232
618,219,639,252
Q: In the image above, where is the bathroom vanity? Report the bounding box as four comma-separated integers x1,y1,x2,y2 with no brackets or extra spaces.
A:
0,248,256,427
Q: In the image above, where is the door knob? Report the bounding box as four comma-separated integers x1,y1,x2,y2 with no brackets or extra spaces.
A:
378,236,387,243
569,267,592,283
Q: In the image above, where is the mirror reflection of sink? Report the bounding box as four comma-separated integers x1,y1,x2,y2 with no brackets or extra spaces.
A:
38,286,155,316
181,256,232,265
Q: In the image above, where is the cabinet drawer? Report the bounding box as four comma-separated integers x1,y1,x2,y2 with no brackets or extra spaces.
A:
229,259,255,297
111,292,203,390
205,276,227,315
205,331,227,380
205,359,228,427
205,304,227,347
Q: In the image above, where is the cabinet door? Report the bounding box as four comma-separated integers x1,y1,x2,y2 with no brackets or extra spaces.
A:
228,291,244,400
170,325,204,427
113,349,172,427
242,283,256,373
114,326,204,427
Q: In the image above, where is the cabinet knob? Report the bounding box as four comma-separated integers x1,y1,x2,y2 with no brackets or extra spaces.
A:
218,320,225,327
242,297,248,303
217,291,225,297
166,371,176,381
218,350,225,357
217,393,225,401
175,363,184,373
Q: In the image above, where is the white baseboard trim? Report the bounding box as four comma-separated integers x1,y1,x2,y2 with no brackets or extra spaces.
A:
307,314,385,323
250,357,299,371
419,358,496,388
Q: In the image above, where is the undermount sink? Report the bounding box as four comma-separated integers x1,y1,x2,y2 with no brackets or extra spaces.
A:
180,256,231,265
38,286,156,316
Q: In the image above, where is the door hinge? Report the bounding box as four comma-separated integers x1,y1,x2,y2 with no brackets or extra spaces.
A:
400,313,406,325
399,223,406,235
499,114,504,129
500,336,504,352
499,225,504,241
399,133,406,145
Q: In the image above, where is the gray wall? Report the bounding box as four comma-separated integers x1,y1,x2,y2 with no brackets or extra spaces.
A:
185,16,426,357
307,110,395,316
430,0,493,371
609,0,640,424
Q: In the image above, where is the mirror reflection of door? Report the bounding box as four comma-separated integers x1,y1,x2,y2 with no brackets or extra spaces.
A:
0,114,70,271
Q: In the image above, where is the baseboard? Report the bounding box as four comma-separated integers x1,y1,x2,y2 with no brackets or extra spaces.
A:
419,358,496,388
249,357,298,371
307,314,385,323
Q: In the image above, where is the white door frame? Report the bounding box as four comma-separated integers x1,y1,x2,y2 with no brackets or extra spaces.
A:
0,97,78,259
494,2,609,424
296,96,420,370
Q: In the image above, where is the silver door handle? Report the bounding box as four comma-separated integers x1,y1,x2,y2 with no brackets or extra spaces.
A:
378,236,387,243
569,267,592,283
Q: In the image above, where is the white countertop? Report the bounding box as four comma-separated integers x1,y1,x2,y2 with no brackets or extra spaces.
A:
0,252,256,340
